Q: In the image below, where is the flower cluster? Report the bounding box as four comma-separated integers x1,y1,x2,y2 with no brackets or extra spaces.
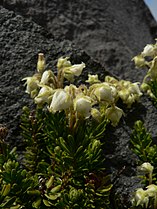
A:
133,40,157,98
104,76,142,108
23,54,142,127
132,162,157,208
132,185,157,208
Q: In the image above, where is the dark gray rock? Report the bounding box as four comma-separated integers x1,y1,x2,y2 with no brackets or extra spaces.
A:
1,0,157,81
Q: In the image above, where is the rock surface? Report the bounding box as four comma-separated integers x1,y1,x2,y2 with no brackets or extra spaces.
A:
1,0,157,81
0,0,157,207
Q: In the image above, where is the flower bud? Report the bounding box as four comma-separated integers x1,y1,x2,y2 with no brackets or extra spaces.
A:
37,53,45,73
49,89,72,113
57,57,71,69
54,146,61,153
86,74,100,84
74,96,92,118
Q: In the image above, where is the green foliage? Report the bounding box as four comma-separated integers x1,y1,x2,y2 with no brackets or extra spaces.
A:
0,140,39,208
148,79,157,107
0,107,112,208
131,120,157,183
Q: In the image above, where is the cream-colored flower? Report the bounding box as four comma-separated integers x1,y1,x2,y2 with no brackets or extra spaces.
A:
132,188,149,208
86,74,100,84
105,106,124,126
146,184,157,197
118,89,130,101
138,162,154,174
93,83,114,103
132,54,146,68
117,81,142,107
40,70,55,86
22,75,40,98
105,76,118,85
119,80,131,88
63,62,85,81
91,108,102,122
74,96,92,118
148,56,157,79
125,95,136,108
34,86,54,106
69,63,85,76
142,44,155,57
57,57,71,69
128,82,142,96
110,85,117,98
64,84,78,99
49,89,72,113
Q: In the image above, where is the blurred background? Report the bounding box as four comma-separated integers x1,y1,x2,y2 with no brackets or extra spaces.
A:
144,0,157,21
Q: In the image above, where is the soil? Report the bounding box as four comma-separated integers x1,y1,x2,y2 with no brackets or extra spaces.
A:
0,0,157,208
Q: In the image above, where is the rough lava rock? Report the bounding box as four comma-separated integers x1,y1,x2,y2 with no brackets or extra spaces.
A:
1,0,157,81
0,0,157,207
